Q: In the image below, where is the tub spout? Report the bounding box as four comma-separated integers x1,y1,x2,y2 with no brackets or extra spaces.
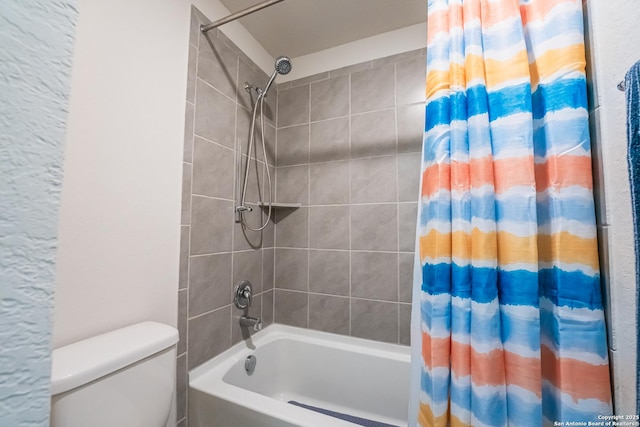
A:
239,315,262,331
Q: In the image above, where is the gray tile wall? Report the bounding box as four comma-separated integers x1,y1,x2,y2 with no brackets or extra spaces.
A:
176,7,276,425
273,49,426,346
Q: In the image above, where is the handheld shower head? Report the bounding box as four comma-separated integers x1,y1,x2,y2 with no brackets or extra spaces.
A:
263,56,292,97
275,56,292,75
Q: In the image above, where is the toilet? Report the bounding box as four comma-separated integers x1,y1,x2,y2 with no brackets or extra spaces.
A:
50,321,179,427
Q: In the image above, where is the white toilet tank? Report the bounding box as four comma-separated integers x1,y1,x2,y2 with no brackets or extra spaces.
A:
50,321,179,427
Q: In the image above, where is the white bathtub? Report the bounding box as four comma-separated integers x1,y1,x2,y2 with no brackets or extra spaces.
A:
189,324,410,427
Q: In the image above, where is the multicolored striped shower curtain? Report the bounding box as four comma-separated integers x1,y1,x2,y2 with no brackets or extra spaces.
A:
414,0,613,425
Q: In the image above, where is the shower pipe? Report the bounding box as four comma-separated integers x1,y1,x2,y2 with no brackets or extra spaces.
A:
201,0,286,33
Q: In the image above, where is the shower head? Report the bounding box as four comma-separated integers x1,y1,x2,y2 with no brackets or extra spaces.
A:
274,56,292,75
263,56,292,97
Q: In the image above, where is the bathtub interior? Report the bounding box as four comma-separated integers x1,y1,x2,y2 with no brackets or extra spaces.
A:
221,336,410,425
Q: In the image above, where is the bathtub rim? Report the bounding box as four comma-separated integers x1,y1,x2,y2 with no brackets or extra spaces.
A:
188,324,410,427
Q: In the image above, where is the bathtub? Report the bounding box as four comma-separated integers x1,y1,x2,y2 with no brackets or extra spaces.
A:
189,324,410,427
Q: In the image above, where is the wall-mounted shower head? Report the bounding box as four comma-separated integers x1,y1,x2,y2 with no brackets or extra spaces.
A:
263,56,292,97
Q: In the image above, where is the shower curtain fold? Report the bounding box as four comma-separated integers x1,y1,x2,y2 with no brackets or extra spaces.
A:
411,0,613,425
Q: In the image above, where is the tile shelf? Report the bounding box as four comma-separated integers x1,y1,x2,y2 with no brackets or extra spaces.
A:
257,202,302,209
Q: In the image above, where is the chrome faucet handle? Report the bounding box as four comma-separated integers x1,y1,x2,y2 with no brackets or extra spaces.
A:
241,288,252,307
234,281,253,309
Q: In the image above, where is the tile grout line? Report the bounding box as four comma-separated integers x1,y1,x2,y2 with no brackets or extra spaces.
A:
280,49,424,92
186,289,271,323
190,193,235,203
195,72,235,103
395,61,401,344
229,53,240,347
189,73,197,160
185,26,201,375
275,103,425,132
276,151,421,169
261,200,420,208
187,302,233,322
260,160,265,326
307,82,312,329
348,70,353,337
183,14,200,419
272,288,402,305
272,247,411,254
193,132,237,153
273,83,279,323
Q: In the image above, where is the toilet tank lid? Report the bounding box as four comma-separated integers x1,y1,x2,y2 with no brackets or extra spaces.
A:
51,321,178,395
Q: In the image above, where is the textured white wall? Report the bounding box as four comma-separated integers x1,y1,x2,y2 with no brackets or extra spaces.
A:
585,0,640,414
0,1,77,425
53,0,272,348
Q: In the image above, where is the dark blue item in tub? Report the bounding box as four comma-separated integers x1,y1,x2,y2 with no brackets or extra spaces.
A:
288,400,399,427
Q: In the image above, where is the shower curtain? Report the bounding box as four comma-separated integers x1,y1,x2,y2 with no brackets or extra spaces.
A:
411,0,613,425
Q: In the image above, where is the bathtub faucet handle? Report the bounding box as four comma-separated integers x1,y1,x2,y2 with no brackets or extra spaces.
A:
234,281,253,309
241,288,252,307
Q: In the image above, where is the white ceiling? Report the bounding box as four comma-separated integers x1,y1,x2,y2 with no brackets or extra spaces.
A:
217,0,427,58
